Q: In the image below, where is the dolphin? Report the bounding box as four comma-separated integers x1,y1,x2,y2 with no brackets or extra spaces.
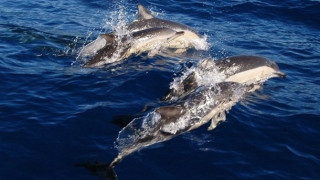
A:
162,55,286,101
80,4,207,67
83,28,184,67
105,82,249,179
126,4,207,50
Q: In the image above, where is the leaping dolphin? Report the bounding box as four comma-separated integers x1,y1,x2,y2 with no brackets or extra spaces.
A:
163,55,286,101
107,82,249,179
80,4,207,67
84,28,184,67
127,5,207,50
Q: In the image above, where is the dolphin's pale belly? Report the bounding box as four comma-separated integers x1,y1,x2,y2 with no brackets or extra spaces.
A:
163,31,208,50
123,34,176,58
225,66,279,85
122,30,206,59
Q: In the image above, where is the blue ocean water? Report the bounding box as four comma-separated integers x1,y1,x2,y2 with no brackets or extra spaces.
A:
1,0,320,179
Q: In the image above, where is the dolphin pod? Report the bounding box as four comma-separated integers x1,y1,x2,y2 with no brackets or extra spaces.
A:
102,56,285,179
77,4,286,180
81,4,207,67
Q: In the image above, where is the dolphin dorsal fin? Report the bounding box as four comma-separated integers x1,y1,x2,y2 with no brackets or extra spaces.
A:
137,4,155,20
100,34,115,44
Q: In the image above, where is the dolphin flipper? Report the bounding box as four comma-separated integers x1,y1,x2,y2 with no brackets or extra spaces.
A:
148,31,185,57
106,166,118,180
167,31,185,42
208,111,226,130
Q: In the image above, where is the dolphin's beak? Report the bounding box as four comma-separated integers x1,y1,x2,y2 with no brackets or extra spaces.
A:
274,72,287,78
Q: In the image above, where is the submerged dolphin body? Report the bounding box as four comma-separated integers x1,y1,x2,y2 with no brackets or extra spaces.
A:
81,4,207,67
106,82,249,179
84,28,184,67
163,55,286,101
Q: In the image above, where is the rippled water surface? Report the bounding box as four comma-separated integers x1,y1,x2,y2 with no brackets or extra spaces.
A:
1,0,320,179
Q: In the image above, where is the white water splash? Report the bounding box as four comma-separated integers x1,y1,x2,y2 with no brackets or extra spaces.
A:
192,34,210,50
168,88,230,133
104,10,132,64
75,3,136,65
169,58,226,101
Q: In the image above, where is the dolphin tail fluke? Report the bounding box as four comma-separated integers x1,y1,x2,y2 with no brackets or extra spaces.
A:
105,155,124,180
75,161,118,180
105,166,118,180
74,155,123,180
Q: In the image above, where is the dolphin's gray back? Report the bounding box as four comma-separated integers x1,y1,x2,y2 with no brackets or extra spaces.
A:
215,55,280,75
130,4,197,34
131,27,177,40
128,18,199,36
129,18,187,31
